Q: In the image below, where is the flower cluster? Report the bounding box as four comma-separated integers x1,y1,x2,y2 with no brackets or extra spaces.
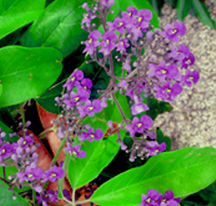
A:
54,69,107,157
139,189,181,206
79,0,200,161
0,123,64,205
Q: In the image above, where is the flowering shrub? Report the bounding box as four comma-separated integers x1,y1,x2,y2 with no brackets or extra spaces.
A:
0,0,215,206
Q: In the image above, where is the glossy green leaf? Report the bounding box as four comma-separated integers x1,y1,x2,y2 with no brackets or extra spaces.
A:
68,102,121,189
0,180,31,206
91,147,216,206
36,82,64,114
22,0,93,57
0,0,45,40
107,0,159,28
177,0,192,21
0,82,2,97
156,128,171,151
147,0,165,16
0,121,19,143
192,0,216,29
0,46,62,108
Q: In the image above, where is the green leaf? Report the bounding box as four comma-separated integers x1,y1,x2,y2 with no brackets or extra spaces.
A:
0,0,45,40
0,121,19,143
107,0,159,28
146,98,172,120
164,0,177,8
58,151,70,198
68,100,121,189
156,128,171,151
192,0,216,29
22,0,93,57
36,81,64,114
90,147,216,206
0,46,62,108
147,0,165,16
68,121,120,189
0,82,2,97
0,180,31,206
176,0,192,21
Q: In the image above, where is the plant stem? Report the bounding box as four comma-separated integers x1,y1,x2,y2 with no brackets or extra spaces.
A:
112,93,129,124
72,188,76,205
32,189,36,206
75,199,91,205
20,103,25,128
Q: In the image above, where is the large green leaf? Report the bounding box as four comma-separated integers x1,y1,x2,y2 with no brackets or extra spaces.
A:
0,0,45,40
68,99,122,189
22,0,93,57
176,0,192,21
90,147,216,206
0,180,31,206
0,46,62,108
0,82,2,97
192,0,216,29
68,118,120,189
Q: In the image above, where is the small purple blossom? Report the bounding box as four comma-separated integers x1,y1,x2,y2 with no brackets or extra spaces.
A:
0,142,12,161
154,81,182,101
148,61,180,82
145,141,166,156
182,70,199,87
116,38,130,52
77,99,103,117
125,115,153,137
99,31,117,56
63,70,84,91
43,166,64,182
131,103,149,115
36,190,58,206
79,127,103,142
83,30,101,55
17,166,44,183
139,190,180,206
101,0,114,9
63,90,89,108
161,22,186,42
64,144,86,158
138,189,162,206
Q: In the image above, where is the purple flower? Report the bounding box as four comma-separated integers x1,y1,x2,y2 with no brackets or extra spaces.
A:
63,90,89,108
0,142,12,161
63,70,84,91
125,115,153,137
116,38,130,52
64,144,86,158
36,190,58,206
131,103,149,115
17,135,34,149
17,166,44,183
43,166,64,182
148,61,180,82
154,81,182,101
77,99,103,117
101,0,114,9
83,30,101,55
138,189,162,206
161,22,186,42
123,58,131,72
99,31,117,56
181,70,199,87
145,141,166,156
81,12,96,28
80,78,92,93
79,128,103,142
160,190,181,206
